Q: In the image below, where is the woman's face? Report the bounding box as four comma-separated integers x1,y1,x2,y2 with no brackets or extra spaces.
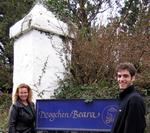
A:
18,87,29,102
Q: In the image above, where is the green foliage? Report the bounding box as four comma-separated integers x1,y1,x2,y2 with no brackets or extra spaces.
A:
54,78,118,100
46,0,72,22
121,0,140,30
0,93,12,132
46,0,112,38
119,0,149,32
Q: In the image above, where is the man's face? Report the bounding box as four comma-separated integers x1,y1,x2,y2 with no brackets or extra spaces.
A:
117,69,135,91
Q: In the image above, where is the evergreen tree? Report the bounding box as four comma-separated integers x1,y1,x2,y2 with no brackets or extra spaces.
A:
119,0,149,32
46,0,115,37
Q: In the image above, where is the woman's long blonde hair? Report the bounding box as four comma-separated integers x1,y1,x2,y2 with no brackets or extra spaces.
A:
13,83,33,103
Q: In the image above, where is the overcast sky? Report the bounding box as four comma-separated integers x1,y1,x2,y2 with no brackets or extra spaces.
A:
95,0,124,26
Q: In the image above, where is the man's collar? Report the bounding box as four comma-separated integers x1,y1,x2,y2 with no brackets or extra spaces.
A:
119,85,135,99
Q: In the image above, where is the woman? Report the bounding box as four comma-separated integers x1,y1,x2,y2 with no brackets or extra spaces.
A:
8,83,36,133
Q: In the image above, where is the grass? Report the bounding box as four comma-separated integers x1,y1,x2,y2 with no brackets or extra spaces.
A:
0,93,12,132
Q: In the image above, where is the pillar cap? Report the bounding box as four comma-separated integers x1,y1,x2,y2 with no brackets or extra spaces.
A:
9,3,69,38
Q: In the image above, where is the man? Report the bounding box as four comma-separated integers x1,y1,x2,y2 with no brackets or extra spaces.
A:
111,62,146,133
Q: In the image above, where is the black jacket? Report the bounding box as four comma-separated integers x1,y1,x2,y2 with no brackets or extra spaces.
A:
8,100,36,133
111,85,146,133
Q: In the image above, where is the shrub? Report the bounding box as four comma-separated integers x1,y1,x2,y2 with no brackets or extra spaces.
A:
0,93,12,132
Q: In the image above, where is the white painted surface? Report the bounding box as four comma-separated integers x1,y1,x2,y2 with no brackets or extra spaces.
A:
13,30,66,101
9,4,69,38
10,4,70,101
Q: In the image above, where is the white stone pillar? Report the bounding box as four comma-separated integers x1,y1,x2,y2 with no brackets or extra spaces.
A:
9,4,70,101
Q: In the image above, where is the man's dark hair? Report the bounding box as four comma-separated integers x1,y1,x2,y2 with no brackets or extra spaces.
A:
116,62,137,77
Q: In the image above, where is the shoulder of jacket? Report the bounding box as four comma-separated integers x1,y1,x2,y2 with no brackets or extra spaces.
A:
9,103,19,112
13,100,24,108
128,92,144,104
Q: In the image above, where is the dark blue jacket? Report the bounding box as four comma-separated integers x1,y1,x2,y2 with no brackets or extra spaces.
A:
8,100,36,133
111,85,146,133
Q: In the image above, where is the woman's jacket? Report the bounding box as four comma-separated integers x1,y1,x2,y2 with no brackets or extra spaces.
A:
8,100,36,133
